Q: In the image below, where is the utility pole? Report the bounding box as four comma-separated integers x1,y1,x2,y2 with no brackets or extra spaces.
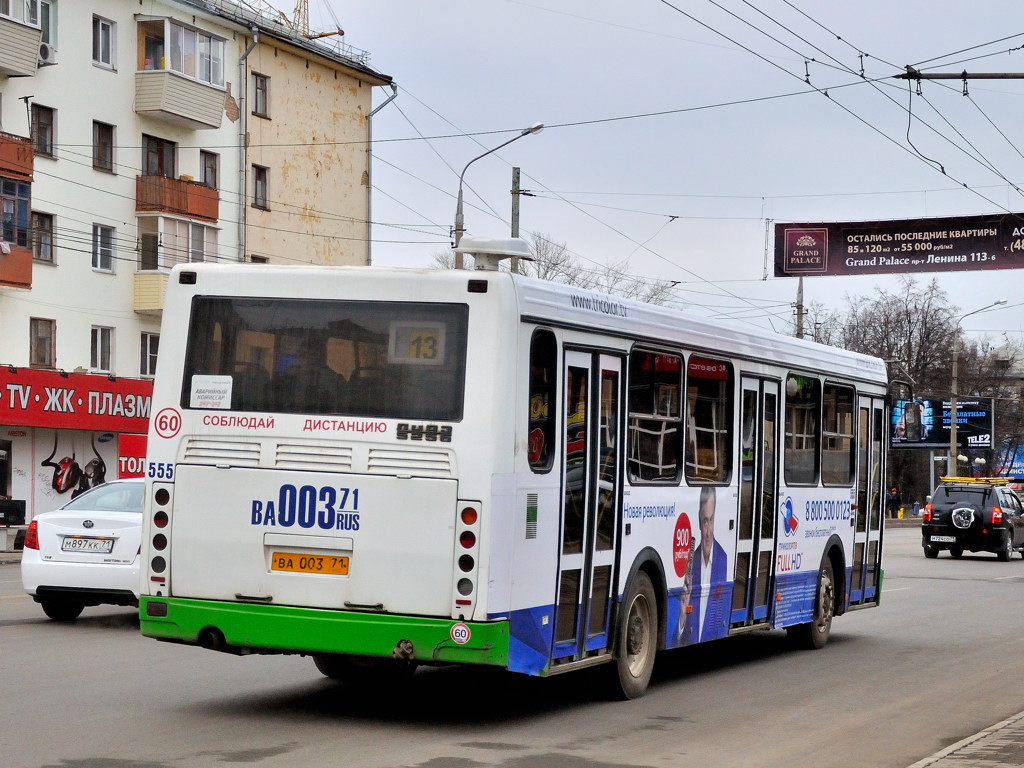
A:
510,166,535,275
511,167,521,274
794,276,805,339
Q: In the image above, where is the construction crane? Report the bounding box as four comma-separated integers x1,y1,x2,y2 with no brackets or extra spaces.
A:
288,0,344,40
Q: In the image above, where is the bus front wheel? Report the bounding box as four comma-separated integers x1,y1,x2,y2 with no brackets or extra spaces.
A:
614,570,657,699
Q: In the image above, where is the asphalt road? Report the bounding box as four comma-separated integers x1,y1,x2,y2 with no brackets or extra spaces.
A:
1,526,1023,768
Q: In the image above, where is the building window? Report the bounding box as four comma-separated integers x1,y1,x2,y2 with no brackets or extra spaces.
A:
252,165,268,209
1,179,31,247
92,224,114,271
252,73,270,118
31,211,52,262
92,15,114,68
140,19,224,86
29,318,55,368
93,121,114,172
141,333,159,377
142,134,176,178
249,254,269,264
164,218,217,266
91,326,113,373
30,104,55,157
200,150,218,189
40,0,53,44
0,0,39,25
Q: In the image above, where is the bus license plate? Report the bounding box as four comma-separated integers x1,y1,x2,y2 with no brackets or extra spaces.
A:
62,536,114,553
271,552,350,575
930,535,956,543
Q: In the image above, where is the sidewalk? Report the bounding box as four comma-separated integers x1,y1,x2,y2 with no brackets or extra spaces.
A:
909,711,1024,767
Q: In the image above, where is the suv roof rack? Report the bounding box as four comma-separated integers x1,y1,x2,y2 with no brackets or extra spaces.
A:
939,476,1020,485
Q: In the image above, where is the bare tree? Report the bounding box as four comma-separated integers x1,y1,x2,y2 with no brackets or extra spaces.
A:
431,233,675,306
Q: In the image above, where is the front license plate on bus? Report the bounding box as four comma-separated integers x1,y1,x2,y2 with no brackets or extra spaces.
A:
271,552,350,575
930,535,956,543
62,536,114,553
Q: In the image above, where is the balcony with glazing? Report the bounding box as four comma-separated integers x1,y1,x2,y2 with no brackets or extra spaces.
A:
0,12,43,77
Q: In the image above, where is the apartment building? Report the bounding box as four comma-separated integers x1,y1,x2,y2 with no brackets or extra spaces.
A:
0,0,391,524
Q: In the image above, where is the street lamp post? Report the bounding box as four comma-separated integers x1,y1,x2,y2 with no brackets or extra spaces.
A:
453,122,543,269
949,299,1007,473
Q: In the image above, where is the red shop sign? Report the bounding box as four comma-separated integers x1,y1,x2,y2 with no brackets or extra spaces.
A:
0,367,153,432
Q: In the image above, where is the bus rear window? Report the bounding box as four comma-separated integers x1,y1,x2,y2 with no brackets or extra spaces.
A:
181,297,469,421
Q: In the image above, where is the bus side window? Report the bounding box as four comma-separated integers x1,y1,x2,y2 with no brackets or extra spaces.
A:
528,329,556,473
684,356,733,484
822,383,855,486
784,374,821,485
627,349,682,483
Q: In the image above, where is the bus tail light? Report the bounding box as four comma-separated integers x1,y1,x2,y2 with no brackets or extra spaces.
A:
24,520,39,550
923,503,932,522
147,483,173,593
452,502,481,617
992,506,1003,524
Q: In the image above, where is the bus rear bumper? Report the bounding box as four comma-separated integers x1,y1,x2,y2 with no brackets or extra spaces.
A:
140,596,509,667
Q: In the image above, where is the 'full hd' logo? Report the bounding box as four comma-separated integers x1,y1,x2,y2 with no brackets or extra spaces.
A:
780,497,799,537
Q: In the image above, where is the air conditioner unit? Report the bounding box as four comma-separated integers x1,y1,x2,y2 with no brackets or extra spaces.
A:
38,42,57,66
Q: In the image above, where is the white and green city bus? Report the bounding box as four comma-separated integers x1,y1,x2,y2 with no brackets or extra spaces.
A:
139,237,888,698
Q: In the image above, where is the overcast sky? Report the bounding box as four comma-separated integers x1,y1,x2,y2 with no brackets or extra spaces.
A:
265,0,1024,341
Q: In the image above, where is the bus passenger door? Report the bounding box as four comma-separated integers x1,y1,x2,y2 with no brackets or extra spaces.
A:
553,351,622,660
731,377,779,628
850,396,885,604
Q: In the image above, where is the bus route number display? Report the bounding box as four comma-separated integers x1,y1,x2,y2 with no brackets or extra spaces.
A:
388,322,446,365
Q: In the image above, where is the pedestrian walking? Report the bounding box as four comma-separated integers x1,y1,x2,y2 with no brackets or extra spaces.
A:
885,487,902,519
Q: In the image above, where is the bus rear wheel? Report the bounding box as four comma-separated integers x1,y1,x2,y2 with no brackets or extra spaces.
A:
787,559,834,650
313,653,416,683
614,570,657,699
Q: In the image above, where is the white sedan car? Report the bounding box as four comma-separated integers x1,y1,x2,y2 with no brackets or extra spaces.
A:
21,478,144,621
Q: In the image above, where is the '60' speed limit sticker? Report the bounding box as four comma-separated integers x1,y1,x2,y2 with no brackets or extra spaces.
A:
154,408,182,438
450,623,471,645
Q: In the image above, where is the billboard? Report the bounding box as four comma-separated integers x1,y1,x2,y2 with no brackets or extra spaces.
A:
775,213,1024,277
891,397,994,450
